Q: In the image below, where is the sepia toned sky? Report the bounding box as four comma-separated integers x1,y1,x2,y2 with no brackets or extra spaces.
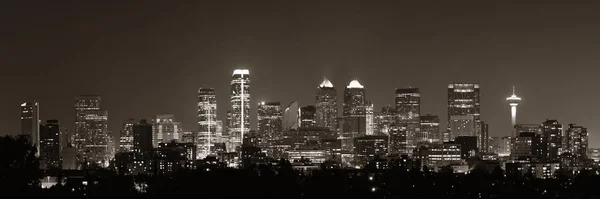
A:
2,1,600,147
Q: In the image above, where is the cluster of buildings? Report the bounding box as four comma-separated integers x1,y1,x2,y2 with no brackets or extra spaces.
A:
19,69,599,177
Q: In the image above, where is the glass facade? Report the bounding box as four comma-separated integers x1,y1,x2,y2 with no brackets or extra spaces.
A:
230,69,250,151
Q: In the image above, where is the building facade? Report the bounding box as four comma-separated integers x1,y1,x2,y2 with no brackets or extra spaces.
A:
300,105,317,128
74,95,110,166
40,120,60,169
198,88,218,159
21,101,40,156
152,114,181,147
541,119,563,161
566,124,588,159
230,69,251,151
315,78,338,132
119,119,135,153
257,102,283,149
420,114,440,143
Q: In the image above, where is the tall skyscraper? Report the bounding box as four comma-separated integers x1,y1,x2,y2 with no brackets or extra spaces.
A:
282,101,300,131
257,102,282,148
315,78,338,132
40,120,60,169
197,88,217,159
388,125,408,155
119,119,135,153
449,115,476,138
365,102,374,136
541,119,563,161
133,119,153,153
395,88,421,149
448,83,480,121
475,121,489,153
21,101,40,156
506,86,522,136
343,80,366,116
74,95,109,166
230,69,250,151
300,105,317,127
152,114,181,147
420,114,440,143
566,124,588,159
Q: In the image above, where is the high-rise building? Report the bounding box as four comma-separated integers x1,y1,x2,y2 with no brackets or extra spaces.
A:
448,83,480,121
420,114,439,143
449,115,476,138
343,80,366,117
282,101,300,131
395,88,420,123
300,105,317,127
515,124,541,136
40,120,60,169
541,119,563,161
388,125,408,155
492,136,512,157
476,121,489,153
511,132,542,159
454,136,477,159
374,105,396,135
152,114,181,147
257,102,282,148
230,69,250,151
566,124,588,159
133,119,153,154
365,102,374,136
315,78,338,132
353,135,388,167
197,88,217,159
74,95,110,166
21,101,40,156
119,119,135,153
506,86,522,135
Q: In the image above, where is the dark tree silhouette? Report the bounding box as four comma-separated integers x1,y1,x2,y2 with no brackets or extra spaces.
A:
0,135,42,195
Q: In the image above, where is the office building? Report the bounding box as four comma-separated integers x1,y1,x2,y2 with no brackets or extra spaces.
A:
133,119,153,154
515,124,541,136
476,121,489,152
198,88,218,159
448,83,480,121
454,136,477,159
388,125,408,155
343,80,366,117
73,95,110,166
21,101,40,156
422,143,462,168
300,105,317,127
449,115,476,138
282,101,300,131
152,114,181,147
541,119,562,161
566,124,588,159
395,88,420,149
420,114,440,143
62,145,77,170
119,119,135,152
374,105,396,135
257,101,282,148
40,120,60,169
315,78,338,131
353,136,388,167
230,69,251,151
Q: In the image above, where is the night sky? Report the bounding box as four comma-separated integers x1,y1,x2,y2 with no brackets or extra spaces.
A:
2,1,600,147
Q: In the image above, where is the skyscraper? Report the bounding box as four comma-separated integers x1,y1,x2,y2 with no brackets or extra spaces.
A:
119,119,135,153
198,88,217,159
541,119,563,161
395,88,420,150
282,101,300,131
230,69,250,151
74,95,109,166
343,80,366,117
515,124,541,136
420,114,440,143
566,124,588,159
40,120,60,169
152,114,181,147
449,115,476,138
257,102,282,148
300,105,317,127
315,78,338,132
374,105,396,135
133,119,153,154
21,101,40,156
448,83,480,121
475,121,489,153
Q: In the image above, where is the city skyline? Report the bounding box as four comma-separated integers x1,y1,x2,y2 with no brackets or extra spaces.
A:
2,1,600,148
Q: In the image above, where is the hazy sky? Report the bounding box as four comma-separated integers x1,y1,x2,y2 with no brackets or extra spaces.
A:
2,1,600,147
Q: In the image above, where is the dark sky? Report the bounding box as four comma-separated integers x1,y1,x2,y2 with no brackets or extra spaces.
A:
2,1,600,147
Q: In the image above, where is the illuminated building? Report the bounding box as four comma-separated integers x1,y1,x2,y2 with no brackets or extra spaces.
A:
476,121,489,152
197,88,217,159
506,86,522,135
74,95,110,166
589,148,600,162
511,132,543,159
40,120,60,169
448,83,480,121
374,105,396,135
499,136,513,157
420,114,439,143
230,69,251,152
505,162,560,179
343,80,366,116
300,105,317,127
515,124,541,136
287,150,327,164
315,78,338,132
283,101,300,131
21,101,40,156
365,102,374,136
180,131,196,144
566,124,588,159
62,145,77,170
449,115,475,140
395,88,420,149
388,125,408,155
423,143,461,168
353,135,388,167
156,142,197,174
339,116,366,151
541,119,562,161
119,119,135,152
257,102,282,149
152,114,181,147
341,80,367,152
133,119,153,154
454,136,477,159
284,127,335,150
